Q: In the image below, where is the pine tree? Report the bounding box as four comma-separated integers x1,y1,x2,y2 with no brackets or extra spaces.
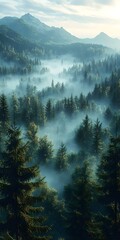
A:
45,100,54,121
37,136,53,165
92,119,103,156
26,122,39,161
75,115,93,152
30,96,41,126
39,104,46,127
55,143,68,171
0,94,9,129
0,126,50,240
41,185,65,240
11,94,19,126
104,107,113,122
97,137,120,240
64,161,94,240
22,96,31,126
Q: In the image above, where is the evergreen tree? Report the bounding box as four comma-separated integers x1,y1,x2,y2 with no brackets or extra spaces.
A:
11,94,19,126
26,122,39,161
30,96,41,126
0,94,9,129
22,96,31,126
110,113,120,136
92,119,103,156
104,107,113,122
55,143,68,171
45,100,54,121
37,136,53,164
79,94,88,110
41,186,65,240
75,115,93,152
39,104,46,127
0,126,50,240
64,96,76,116
97,137,120,240
64,161,94,240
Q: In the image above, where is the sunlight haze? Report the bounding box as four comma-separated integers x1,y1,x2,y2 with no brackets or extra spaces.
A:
0,0,120,38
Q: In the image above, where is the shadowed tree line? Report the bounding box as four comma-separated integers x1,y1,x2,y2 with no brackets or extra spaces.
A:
0,124,120,240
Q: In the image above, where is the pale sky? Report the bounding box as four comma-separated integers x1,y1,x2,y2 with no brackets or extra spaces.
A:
0,0,120,38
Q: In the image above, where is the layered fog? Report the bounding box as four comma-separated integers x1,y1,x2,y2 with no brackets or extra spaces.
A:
0,50,119,194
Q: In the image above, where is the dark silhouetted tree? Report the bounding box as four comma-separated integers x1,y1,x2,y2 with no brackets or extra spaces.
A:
0,126,50,240
64,161,94,240
92,119,103,156
98,137,120,240
75,115,93,152
55,143,68,171
37,136,53,164
0,94,9,129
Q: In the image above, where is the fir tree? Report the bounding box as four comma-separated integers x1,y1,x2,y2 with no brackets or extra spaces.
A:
55,143,68,171
37,136,53,165
11,94,19,126
0,126,50,240
26,122,39,161
64,161,94,240
0,94,9,129
45,100,54,121
75,115,93,152
97,137,120,240
41,186,65,240
92,119,103,156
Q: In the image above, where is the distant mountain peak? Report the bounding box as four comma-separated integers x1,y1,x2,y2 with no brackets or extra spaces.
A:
23,13,31,17
21,13,37,19
95,32,111,40
98,32,108,36
20,13,50,32
21,13,41,22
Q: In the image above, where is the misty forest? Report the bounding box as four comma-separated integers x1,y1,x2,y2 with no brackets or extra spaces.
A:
0,13,120,240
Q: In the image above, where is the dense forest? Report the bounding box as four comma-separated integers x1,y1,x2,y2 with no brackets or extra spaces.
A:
0,14,120,240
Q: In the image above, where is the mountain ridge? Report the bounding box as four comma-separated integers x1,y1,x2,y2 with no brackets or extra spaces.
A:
0,13,79,44
78,31,120,49
0,13,120,49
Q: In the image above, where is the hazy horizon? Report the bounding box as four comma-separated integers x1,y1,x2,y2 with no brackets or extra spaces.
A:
0,0,120,39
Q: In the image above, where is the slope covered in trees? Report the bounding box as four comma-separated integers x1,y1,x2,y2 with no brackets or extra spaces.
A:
0,25,120,239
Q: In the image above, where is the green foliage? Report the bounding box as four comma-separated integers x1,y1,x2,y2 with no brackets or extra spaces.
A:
0,94,9,129
37,136,53,164
41,186,65,240
97,137,120,240
110,112,120,136
55,143,68,171
75,115,93,152
45,100,55,121
0,126,50,240
92,119,104,156
26,122,39,161
64,161,95,240
11,94,19,126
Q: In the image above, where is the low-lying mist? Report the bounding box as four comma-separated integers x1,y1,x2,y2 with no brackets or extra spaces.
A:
0,52,118,194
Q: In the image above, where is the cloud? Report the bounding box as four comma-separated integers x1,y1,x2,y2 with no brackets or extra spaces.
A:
67,0,114,5
47,0,114,6
0,0,120,38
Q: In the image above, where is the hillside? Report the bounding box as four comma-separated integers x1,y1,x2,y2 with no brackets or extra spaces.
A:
79,32,120,49
0,13,80,44
0,25,36,51
0,14,120,49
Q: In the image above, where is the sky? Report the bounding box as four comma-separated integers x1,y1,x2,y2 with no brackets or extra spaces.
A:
0,0,120,38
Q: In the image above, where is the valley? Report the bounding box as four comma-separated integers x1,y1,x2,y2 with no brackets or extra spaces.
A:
0,12,120,240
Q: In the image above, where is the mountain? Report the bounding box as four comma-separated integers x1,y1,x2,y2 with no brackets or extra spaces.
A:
0,25,37,52
21,13,50,32
0,13,80,44
79,32,120,49
0,14,120,49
